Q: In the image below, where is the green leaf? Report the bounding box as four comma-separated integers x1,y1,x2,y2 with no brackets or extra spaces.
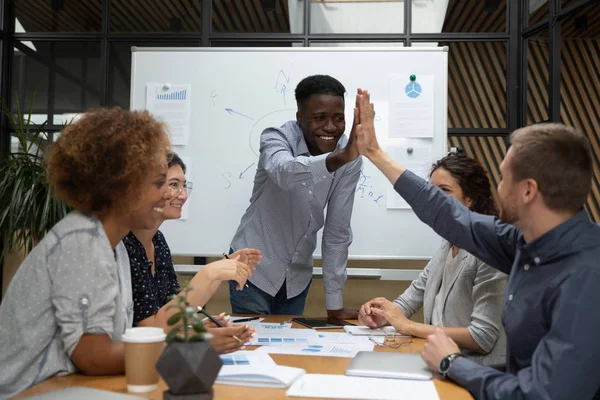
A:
0,92,70,259
192,323,207,333
184,306,195,318
165,326,182,343
167,313,183,326
189,333,208,342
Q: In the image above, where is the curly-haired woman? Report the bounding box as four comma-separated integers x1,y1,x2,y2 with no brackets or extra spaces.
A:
359,153,507,367
0,108,173,398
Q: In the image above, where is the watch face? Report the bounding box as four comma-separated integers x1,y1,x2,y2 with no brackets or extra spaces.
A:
439,357,450,374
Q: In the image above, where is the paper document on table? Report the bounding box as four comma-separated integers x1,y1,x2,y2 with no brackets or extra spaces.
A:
386,145,433,209
256,322,292,331
219,350,276,367
286,374,440,399
248,329,319,346
145,83,192,145
254,342,373,358
388,74,435,139
344,325,408,337
308,332,373,346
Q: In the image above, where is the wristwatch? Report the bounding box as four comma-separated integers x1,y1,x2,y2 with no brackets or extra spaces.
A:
438,353,464,376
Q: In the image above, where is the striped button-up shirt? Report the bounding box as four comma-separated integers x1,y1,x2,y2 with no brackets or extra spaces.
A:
230,120,362,310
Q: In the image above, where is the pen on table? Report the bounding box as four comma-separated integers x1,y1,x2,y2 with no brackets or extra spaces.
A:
223,252,249,288
197,306,242,343
231,317,260,323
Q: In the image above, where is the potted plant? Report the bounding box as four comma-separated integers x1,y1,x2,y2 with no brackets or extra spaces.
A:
156,284,223,400
0,94,69,294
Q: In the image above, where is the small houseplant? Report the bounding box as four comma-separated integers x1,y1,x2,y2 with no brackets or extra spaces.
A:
156,284,223,400
0,94,69,291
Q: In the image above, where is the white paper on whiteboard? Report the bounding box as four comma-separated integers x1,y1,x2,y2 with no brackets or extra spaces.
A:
386,145,432,209
388,74,435,139
146,83,192,145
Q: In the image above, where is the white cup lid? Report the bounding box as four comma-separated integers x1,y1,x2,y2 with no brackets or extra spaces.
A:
122,327,166,343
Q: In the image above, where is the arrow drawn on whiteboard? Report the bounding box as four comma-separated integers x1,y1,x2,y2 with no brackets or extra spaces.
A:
239,163,255,179
225,108,254,120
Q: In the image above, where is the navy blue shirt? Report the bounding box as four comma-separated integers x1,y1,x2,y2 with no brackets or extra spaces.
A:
123,231,180,324
395,171,600,400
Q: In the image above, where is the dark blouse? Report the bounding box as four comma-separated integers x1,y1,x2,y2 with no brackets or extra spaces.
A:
122,230,180,324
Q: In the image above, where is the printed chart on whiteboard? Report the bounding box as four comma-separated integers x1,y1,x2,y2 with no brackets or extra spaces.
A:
145,83,192,145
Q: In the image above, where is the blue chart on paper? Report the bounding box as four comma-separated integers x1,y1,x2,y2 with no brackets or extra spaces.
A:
299,345,352,354
329,346,352,354
301,345,324,353
405,81,422,98
257,337,309,344
157,89,187,100
220,354,250,366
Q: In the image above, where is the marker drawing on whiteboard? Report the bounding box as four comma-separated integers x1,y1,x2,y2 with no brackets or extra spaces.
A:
210,90,218,105
225,108,254,120
275,69,291,105
239,163,255,179
222,172,232,189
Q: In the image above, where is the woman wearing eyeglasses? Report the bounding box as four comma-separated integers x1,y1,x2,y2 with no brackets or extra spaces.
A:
122,153,262,354
359,152,507,367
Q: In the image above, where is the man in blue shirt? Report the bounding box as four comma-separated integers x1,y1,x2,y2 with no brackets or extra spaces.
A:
229,76,363,317
355,91,600,399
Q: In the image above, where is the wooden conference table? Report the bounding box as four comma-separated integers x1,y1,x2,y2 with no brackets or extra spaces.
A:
16,316,473,400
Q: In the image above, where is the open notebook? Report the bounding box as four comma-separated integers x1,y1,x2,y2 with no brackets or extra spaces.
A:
216,365,306,388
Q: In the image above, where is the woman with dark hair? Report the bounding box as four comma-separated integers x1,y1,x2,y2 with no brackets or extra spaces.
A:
123,152,261,354
359,152,507,366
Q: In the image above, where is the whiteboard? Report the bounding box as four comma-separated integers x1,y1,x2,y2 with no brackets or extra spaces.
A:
130,47,447,259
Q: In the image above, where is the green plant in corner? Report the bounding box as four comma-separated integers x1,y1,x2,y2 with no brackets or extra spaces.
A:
0,93,69,258
165,283,213,343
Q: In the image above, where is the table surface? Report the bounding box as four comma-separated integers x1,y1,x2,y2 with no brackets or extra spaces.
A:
15,316,473,400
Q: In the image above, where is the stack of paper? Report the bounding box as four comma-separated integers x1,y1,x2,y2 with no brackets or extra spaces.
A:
286,374,440,399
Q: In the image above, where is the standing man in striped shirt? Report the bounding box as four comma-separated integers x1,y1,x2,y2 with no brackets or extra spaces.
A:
229,75,363,318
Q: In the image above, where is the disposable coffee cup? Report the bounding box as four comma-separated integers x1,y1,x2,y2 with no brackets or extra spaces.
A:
122,327,166,393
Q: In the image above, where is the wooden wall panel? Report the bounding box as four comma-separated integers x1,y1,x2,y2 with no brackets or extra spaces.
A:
442,0,506,33
443,41,507,129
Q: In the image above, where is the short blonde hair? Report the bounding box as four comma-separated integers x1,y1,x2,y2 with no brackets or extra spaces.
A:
46,107,171,217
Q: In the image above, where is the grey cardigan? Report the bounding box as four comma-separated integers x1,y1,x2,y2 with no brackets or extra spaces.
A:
394,241,507,366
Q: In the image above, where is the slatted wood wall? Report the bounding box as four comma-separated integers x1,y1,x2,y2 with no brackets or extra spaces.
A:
559,4,600,221
15,0,102,32
442,0,506,32
212,0,290,33
442,41,507,129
